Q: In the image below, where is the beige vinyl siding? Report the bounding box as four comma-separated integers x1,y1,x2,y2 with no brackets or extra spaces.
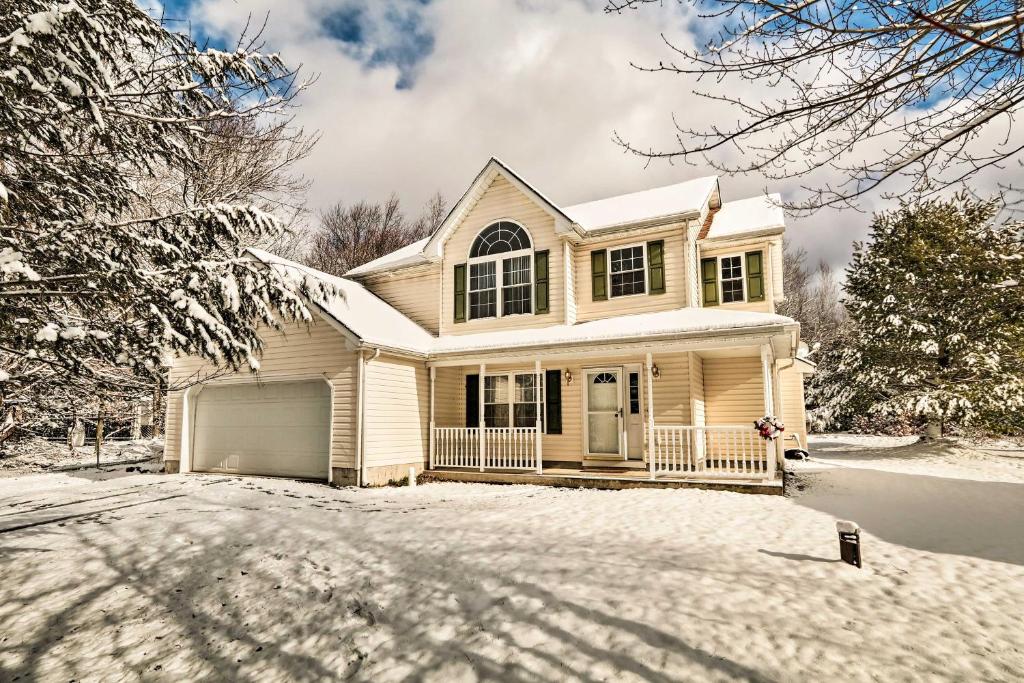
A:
433,366,463,427
780,363,808,448
769,239,784,303
651,353,692,425
440,175,564,335
363,354,430,468
163,317,359,471
703,356,766,426
361,266,441,334
575,226,689,323
563,241,577,325
686,238,700,308
699,243,775,314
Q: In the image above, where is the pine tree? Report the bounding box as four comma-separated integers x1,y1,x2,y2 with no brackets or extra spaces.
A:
825,196,1024,434
0,1,331,428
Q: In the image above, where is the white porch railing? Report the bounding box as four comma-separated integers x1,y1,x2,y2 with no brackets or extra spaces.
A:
433,426,539,471
651,425,775,480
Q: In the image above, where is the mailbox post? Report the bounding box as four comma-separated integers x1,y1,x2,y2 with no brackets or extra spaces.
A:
836,520,861,568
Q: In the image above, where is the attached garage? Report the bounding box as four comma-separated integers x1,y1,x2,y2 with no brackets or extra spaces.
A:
189,380,331,480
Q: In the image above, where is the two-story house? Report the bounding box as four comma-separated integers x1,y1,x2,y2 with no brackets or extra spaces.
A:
162,158,812,491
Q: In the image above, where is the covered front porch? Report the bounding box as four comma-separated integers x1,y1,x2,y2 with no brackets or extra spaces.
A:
425,335,794,488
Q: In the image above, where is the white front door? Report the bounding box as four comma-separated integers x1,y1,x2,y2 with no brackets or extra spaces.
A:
624,365,644,460
585,368,623,457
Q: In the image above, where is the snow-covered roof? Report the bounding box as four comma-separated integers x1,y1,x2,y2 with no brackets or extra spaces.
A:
246,249,436,355
564,176,719,231
432,307,794,355
345,237,430,277
345,159,731,278
703,194,785,241
249,249,795,357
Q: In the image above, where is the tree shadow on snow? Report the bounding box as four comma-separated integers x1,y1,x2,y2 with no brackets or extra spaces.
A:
791,468,1024,566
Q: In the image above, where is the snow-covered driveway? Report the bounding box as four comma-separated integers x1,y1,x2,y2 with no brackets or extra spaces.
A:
0,436,1022,681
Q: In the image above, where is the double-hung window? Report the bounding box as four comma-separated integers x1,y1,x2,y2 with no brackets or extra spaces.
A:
610,244,646,297
483,373,542,428
469,261,497,320
501,255,532,315
720,255,744,303
467,221,533,320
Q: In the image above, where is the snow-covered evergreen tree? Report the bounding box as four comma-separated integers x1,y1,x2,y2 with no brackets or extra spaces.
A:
821,196,1024,434
0,1,331,426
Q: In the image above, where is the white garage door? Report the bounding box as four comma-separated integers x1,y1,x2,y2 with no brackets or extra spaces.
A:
191,380,330,480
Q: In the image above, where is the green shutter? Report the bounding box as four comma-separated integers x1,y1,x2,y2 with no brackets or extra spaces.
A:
647,240,665,295
700,257,719,306
535,250,549,314
453,263,467,323
465,374,479,427
591,249,607,301
745,250,765,302
544,369,562,435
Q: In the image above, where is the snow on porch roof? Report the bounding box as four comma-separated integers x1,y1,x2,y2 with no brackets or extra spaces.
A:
249,249,794,356
430,307,795,355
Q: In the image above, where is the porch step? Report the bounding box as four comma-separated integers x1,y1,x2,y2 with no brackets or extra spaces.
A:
582,458,648,470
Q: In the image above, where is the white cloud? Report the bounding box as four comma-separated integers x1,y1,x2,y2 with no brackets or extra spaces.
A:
183,0,1008,274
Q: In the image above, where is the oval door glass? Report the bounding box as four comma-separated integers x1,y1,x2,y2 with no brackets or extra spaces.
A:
587,371,620,454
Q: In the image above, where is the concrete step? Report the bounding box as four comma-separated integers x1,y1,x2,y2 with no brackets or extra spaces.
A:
582,458,648,470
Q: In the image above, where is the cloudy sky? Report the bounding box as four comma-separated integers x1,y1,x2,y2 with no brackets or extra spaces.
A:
159,0,901,272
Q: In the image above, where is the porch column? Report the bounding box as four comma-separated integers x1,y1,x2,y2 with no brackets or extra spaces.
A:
479,363,486,471
760,345,777,481
534,359,543,473
645,352,656,480
428,366,436,470
760,345,774,415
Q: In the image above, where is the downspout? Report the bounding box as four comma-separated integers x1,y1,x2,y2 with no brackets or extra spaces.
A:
355,347,380,487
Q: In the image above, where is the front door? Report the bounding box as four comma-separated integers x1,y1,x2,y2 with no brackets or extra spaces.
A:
624,365,644,460
585,368,623,457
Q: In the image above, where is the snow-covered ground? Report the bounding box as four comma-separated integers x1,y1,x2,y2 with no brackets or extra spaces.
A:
0,437,164,475
0,435,1022,681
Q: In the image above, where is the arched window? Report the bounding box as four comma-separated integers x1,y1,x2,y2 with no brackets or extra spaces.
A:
470,221,531,258
467,222,534,319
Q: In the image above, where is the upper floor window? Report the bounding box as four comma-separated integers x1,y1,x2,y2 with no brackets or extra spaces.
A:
468,221,532,320
720,255,744,303
610,244,646,297
470,221,531,257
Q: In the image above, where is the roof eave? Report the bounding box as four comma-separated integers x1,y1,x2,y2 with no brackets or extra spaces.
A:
698,225,785,244
427,321,799,361
574,209,702,239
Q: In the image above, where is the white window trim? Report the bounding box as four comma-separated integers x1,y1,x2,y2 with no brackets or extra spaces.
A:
717,253,746,305
607,242,648,299
482,371,544,428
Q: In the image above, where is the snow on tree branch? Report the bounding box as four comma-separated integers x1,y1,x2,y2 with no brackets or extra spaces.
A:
0,0,332,405
607,0,1024,212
